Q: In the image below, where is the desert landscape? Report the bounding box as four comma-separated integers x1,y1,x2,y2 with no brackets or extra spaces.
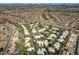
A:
0,4,79,55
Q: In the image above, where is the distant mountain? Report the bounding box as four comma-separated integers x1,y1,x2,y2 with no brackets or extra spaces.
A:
0,3,79,7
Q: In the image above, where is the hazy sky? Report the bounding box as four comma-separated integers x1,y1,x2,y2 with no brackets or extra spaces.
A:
0,0,79,3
